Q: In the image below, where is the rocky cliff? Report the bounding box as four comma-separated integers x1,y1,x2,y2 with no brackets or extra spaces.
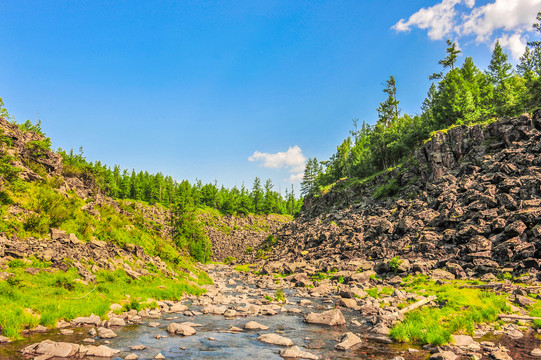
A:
254,112,541,279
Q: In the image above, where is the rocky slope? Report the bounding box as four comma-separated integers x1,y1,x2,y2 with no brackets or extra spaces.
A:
254,112,541,279
0,115,288,275
0,116,196,281
201,212,290,262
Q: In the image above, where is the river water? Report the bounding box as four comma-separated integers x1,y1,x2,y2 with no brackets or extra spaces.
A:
1,266,539,359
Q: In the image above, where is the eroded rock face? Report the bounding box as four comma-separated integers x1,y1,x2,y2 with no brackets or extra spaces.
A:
252,112,541,278
202,213,289,262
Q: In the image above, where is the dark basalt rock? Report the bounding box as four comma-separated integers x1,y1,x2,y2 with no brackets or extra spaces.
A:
250,112,541,278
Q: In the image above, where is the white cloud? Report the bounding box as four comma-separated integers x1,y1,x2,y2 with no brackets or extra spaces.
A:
392,0,472,40
248,145,306,183
461,0,540,41
288,172,305,183
495,33,528,60
393,0,541,59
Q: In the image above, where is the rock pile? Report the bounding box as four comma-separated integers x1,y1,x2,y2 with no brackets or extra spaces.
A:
257,112,541,278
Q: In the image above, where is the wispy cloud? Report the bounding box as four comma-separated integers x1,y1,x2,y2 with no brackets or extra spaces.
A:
393,0,541,60
248,145,306,183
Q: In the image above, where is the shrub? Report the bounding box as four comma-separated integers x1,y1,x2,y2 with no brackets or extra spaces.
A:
389,256,402,273
373,178,400,199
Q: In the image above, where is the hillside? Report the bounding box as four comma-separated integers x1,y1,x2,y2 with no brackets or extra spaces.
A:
0,116,216,338
252,111,541,280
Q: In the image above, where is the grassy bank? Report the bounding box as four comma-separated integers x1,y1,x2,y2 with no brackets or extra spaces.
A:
0,257,210,338
391,275,513,345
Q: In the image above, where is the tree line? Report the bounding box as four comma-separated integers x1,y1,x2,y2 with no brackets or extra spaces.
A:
59,147,302,216
302,14,541,196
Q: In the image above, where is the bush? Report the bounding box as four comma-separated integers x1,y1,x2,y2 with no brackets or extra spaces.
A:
389,256,402,273
373,178,400,199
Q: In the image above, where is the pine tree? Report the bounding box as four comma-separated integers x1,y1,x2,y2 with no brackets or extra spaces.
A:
377,75,400,127
439,39,461,70
301,158,321,195
251,177,264,213
0,98,12,121
518,46,536,81
263,179,276,214
486,41,515,116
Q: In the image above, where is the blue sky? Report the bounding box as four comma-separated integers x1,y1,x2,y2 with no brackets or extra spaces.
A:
1,0,539,194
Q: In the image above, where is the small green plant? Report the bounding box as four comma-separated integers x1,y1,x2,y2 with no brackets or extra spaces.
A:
255,249,267,259
366,288,379,298
389,256,402,273
223,256,236,265
264,295,273,302
275,289,285,301
123,299,142,312
234,264,250,273
373,178,400,199
245,246,253,253
497,272,513,281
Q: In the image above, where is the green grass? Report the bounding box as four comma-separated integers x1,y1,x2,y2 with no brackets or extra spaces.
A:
366,286,394,299
529,303,541,328
3,181,191,269
234,264,251,273
391,278,510,345
0,266,205,339
275,289,285,301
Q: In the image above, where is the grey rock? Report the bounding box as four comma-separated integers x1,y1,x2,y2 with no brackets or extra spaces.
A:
258,333,294,346
279,346,319,359
305,309,346,326
335,332,362,350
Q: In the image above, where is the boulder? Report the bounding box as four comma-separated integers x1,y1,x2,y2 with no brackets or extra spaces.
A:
257,333,294,346
244,321,269,330
108,317,126,326
452,335,476,347
71,314,101,326
305,309,346,326
431,269,455,281
97,327,117,339
430,351,457,360
169,303,188,313
0,336,10,343
337,298,358,309
335,332,362,350
167,323,196,336
81,345,120,357
279,346,319,359
34,340,79,357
